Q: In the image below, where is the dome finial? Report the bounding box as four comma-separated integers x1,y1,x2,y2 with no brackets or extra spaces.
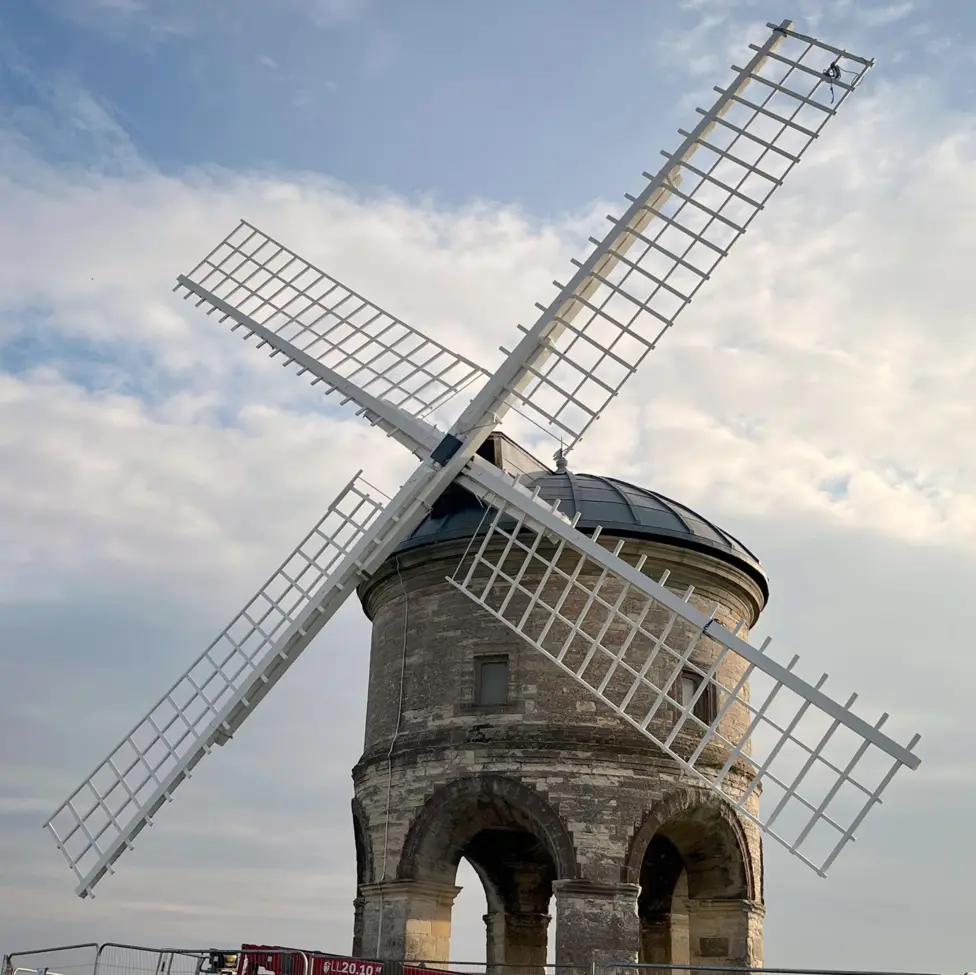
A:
554,444,569,472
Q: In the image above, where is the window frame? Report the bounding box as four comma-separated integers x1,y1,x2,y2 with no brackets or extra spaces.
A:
672,667,717,726
474,654,510,708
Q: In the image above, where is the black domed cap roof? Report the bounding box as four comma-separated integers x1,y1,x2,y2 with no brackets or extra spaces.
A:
396,469,768,600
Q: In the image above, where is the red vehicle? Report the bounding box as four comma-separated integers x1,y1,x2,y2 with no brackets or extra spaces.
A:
223,945,457,975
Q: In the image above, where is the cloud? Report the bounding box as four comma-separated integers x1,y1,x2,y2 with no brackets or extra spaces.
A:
651,0,935,118
0,91,585,956
40,0,196,46
1,21,975,975
91,0,147,13
855,1,915,28
31,0,369,54
291,0,369,30
576,79,976,557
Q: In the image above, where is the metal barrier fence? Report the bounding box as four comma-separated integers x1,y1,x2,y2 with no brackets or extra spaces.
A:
1,947,310,975
2,942,100,975
395,964,583,975
96,947,311,975
94,945,214,975
593,966,946,975
2,947,967,975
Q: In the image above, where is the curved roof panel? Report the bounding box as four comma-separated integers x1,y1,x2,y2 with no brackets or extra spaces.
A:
397,469,768,599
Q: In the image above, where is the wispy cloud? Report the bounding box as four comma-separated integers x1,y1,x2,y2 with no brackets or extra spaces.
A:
292,0,369,29
91,0,147,13
47,0,196,45
855,1,915,27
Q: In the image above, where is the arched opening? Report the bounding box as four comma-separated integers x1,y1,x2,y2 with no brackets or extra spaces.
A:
627,790,760,968
638,834,690,964
453,859,562,966
451,839,556,968
397,775,577,970
451,859,489,963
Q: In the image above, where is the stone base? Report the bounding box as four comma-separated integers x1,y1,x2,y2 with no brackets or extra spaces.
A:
689,899,765,969
553,880,640,970
485,911,550,975
359,880,462,964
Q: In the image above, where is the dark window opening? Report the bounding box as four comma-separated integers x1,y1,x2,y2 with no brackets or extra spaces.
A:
475,656,509,706
671,668,715,724
476,434,501,467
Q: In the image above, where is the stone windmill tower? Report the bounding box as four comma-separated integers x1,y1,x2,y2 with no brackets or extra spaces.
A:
46,21,920,975
352,433,768,969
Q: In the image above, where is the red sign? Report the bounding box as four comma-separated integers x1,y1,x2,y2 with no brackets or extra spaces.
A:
317,960,384,975
238,948,384,975
237,946,463,975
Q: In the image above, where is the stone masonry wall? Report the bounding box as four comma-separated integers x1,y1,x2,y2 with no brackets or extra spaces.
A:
352,535,767,965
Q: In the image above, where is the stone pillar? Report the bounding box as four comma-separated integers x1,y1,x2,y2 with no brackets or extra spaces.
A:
639,911,690,965
553,881,640,971
485,912,549,974
688,898,764,970
506,912,550,973
671,909,690,964
640,913,669,964
352,895,366,957
485,912,506,973
359,879,462,963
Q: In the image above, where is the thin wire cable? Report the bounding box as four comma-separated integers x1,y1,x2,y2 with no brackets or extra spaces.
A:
450,495,495,582
375,553,410,956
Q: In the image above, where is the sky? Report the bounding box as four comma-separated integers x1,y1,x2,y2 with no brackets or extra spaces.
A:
2,0,976,971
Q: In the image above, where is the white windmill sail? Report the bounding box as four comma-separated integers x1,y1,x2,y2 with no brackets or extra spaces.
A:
174,221,490,457
43,441,484,897
44,473,388,895
44,19,914,898
447,462,921,876
450,21,874,454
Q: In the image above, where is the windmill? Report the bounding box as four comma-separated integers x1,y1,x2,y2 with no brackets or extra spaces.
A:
44,19,920,902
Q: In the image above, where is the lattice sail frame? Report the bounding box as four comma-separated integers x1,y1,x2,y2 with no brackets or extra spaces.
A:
477,22,873,453
44,473,390,896
175,221,490,426
446,472,921,875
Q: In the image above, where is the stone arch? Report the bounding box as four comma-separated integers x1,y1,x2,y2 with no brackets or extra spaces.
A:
397,773,579,883
351,796,374,886
623,787,757,902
